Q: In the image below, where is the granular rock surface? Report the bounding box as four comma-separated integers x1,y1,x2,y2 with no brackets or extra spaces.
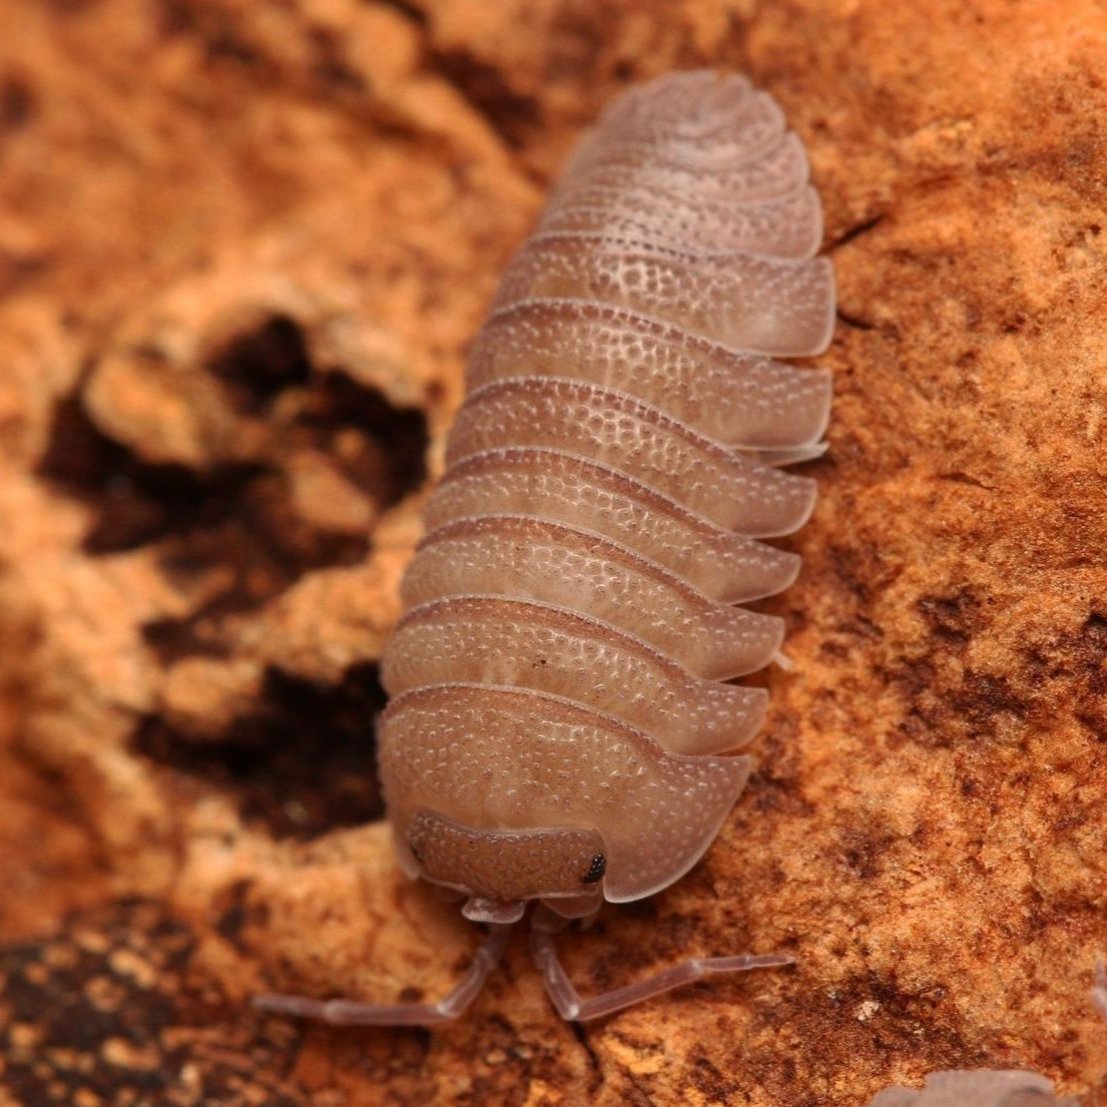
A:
0,2,1105,1105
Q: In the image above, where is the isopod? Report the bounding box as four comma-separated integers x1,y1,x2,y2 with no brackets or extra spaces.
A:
254,68,835,1024
863,962,1107,1105
865,1070,1079,1107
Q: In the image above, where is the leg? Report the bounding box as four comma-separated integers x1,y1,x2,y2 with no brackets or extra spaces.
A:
1094,957,1107,1024
252,923,513,1027
528,925,792,1022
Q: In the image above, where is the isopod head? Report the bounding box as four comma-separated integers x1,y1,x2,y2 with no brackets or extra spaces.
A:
253,67,829,1025
401,810,606,923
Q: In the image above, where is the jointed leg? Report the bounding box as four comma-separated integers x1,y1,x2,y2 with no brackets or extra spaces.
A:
252,923,513,1027
529,924,792,1022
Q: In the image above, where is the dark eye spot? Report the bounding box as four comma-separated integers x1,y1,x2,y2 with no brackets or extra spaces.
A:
581,853,606,884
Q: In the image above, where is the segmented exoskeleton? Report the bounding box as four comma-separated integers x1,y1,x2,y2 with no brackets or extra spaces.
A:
256,68,835,1025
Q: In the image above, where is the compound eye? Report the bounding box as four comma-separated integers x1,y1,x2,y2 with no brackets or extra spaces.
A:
581,853,606,884
406,810,607,900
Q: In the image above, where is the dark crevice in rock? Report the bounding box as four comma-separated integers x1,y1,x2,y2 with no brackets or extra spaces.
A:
371,0,429,27
141,613,235,665
429,48,541,150
827,214,885,252
569,1018,604,1088
300,370,429,503
133,663,386,839
0,75,36,129
37,325,428,634
916,588,985,644
213,878,269,953
835,308,877,331
207,313,314,411
38,394,269,555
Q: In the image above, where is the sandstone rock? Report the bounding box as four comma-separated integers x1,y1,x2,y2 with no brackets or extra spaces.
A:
0,1,1104,1104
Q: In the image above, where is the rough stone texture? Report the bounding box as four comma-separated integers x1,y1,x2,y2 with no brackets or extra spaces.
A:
0,1,1105,1105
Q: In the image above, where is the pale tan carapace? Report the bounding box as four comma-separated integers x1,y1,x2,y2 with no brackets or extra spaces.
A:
254,69,835,1025
862,962,1107,1105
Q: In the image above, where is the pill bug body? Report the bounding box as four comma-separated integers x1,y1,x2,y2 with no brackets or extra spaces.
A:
865,1071,1079,1107
865,965,1106,1106
255,70,835,1025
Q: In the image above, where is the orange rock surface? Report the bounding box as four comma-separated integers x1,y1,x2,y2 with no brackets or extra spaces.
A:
0,2,1105,1104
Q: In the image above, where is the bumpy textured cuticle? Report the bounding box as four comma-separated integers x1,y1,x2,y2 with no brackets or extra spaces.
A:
378,69,834,904
865,1069,1079,1107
